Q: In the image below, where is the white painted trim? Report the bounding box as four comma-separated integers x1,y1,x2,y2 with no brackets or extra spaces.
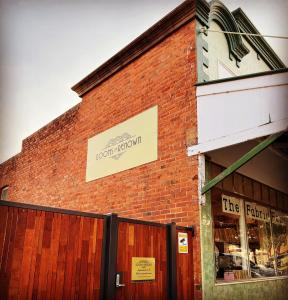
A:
198,154,206,205
196,72,288,97
187,118,288,156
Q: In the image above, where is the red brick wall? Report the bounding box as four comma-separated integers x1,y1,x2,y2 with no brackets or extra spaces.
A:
0,20,202,297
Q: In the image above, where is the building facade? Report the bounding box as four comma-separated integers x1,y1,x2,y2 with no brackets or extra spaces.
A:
0,0,287,299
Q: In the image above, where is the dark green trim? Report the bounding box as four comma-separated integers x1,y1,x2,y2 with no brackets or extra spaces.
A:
196,21,210,82
233,8,286,70
208,0,249,62
196,67,288,86
196,0,209,25
201,132,284,195
196,0,285,76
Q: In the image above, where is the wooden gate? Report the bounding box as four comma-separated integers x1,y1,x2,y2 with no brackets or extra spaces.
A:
0,202,106,300
0,201,194,300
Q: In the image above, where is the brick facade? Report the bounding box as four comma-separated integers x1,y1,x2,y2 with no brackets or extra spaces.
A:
0,17,202,297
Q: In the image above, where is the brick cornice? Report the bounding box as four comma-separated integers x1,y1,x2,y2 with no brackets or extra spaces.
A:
71,0,196,97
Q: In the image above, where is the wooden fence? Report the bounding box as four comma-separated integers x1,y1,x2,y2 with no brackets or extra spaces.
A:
0,201,194,300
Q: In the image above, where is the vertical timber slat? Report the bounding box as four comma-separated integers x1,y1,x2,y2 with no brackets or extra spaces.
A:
167,222,177,300
0,202,105,299
100,217,108,300
104,213,118,300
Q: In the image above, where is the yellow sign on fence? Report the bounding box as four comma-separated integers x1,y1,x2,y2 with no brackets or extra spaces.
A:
131,257,155,281
178,232,188,254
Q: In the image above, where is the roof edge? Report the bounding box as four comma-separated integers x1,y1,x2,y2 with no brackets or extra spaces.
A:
209,0,249,62
196,0,285,70
196,67,288,86
232,8,286,69
72,0,196,97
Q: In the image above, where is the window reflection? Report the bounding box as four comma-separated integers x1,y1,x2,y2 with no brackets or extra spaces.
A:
213,195,248,281
212,194,287,282
246,218,276,278
272,210,288,276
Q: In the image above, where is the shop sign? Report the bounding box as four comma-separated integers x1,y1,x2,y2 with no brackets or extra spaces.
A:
245,201,270,222
271,209,286,225
131,257,155,281
178,232,188,253
222,195,241,216
86,106,158,181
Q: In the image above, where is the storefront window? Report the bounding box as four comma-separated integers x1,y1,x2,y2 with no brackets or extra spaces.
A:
213,194,287,282
271,210,288,276
213,195,248,281
246,202,276,278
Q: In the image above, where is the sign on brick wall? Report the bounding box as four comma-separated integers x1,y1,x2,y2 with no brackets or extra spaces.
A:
86,106,158,181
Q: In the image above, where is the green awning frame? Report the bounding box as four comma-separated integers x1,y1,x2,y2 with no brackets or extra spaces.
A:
201,131,285,195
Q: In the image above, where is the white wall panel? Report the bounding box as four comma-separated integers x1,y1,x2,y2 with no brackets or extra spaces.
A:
188,71,288,155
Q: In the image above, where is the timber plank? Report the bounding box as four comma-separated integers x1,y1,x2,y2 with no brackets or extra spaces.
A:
0,206,8,270
116,222,167,300
18,210,37,299
0,207,13,299
3,207,18,300
176,228,194,300
0,207,12,299
87,218,96,299
94,219,104,298
37,212,53,298
71,216,82,298
8,208,28,299
27,210,43,299
63,214,79,298
233,173,243,195
49,213,62,300
74,217,84,299
80,218,91,298
31,210,46,298
54,213,70,299
0,207,9,300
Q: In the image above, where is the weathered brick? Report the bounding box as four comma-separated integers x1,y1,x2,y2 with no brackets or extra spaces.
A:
0,19,202,297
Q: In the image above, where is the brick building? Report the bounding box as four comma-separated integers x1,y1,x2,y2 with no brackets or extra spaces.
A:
1,0,287,299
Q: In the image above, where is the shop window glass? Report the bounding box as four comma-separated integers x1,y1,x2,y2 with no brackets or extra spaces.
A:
213,194,288,282
271,210,288,276
213,195,249,281
245,202,276,278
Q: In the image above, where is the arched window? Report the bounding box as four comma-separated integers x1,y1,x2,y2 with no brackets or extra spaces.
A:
1,186,9,200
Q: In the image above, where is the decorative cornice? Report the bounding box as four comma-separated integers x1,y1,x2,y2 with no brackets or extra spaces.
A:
196,0,285,70
232,8,286,70
196,0,209,25
208,0,249,62
72,0,196,97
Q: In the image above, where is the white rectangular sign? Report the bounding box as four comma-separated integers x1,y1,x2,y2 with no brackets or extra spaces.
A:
271,209,286,225
245,201,270,222
222,195,241,216
86,106,158,181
